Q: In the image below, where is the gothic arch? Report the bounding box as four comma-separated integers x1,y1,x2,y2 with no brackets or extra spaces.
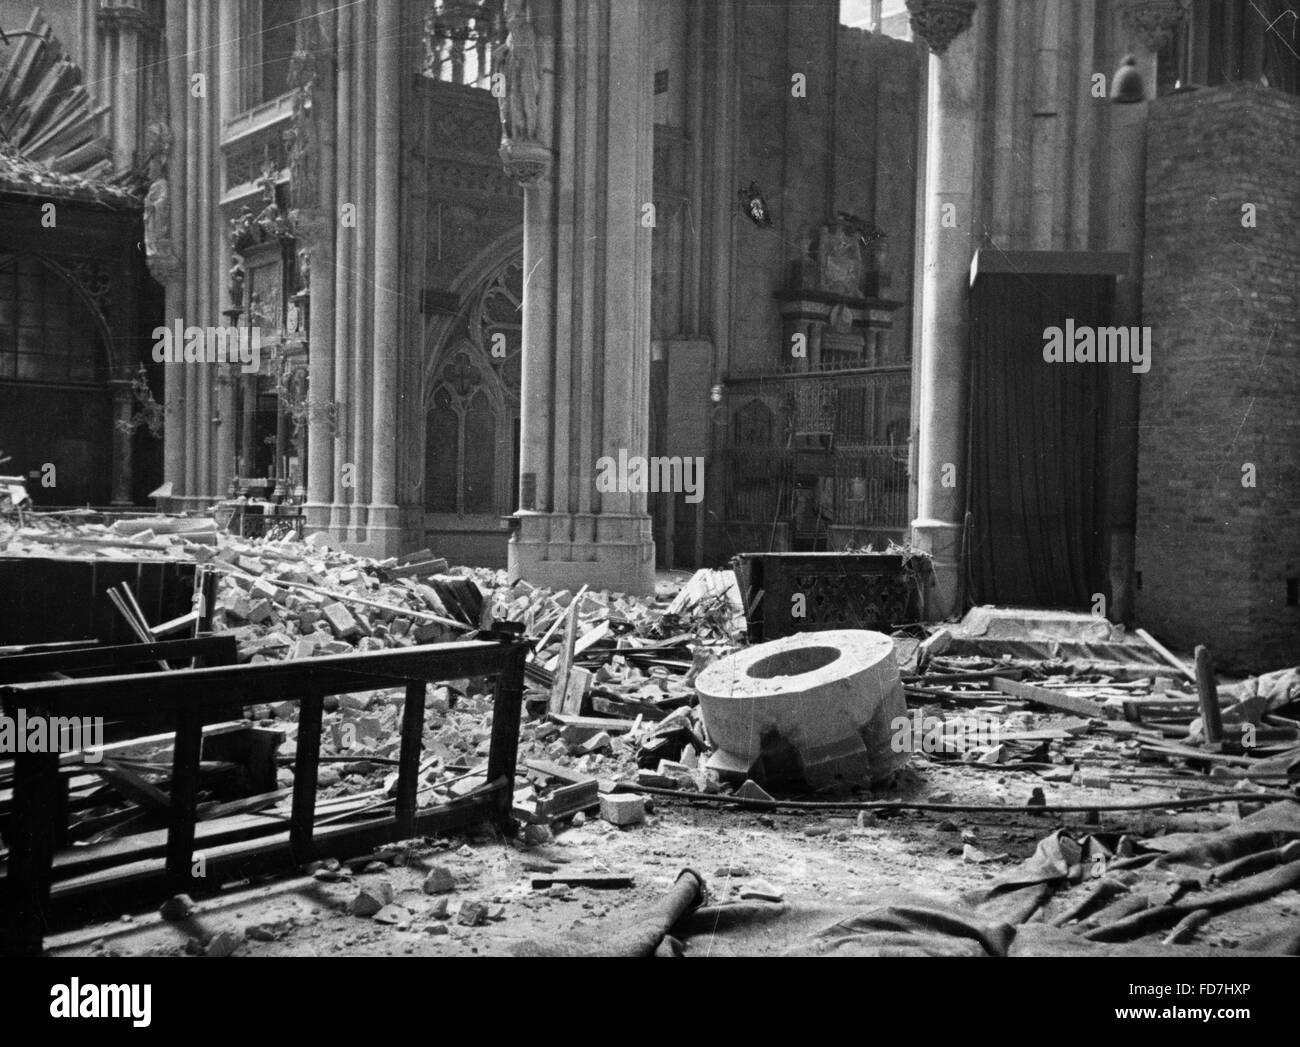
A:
422,236,524,517
0,252,119,378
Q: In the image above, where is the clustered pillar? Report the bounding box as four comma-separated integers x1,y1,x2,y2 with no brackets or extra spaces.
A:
506,0,657,595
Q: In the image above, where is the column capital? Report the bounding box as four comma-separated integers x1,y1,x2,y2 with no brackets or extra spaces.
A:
1116,0,1189,54
905,0,977,56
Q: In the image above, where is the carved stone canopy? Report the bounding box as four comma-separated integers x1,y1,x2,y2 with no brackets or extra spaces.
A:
905,0,977,56
1116,0,1190,54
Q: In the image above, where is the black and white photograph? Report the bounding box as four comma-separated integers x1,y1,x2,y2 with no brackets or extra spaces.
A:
0,0,1297,1009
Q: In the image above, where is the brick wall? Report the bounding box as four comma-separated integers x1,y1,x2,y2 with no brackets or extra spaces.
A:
1137,82,1300,672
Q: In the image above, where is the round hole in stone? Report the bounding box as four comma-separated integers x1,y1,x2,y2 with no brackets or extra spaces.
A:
746,645,840,680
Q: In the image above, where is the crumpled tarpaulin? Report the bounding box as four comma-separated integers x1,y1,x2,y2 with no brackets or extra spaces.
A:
511,803,1300,956
667,894,1291,957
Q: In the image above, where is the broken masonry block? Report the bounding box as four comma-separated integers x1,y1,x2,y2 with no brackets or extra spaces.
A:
599,793,645,827
322,601,362,639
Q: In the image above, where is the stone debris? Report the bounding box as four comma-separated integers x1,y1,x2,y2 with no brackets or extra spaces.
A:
348,882,394,917
204,931,242,957
422,866,456,894
738,880,783,902
9,514,1300,960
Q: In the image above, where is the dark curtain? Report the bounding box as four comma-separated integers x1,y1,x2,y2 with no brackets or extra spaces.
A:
967,273,1113,609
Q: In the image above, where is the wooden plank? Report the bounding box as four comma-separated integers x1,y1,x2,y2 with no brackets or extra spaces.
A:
1121,698,1202,722
197,788,291,821
549,714,636,734
547,599,581,712
1194,645,1224,744
560,665,592,717
1135,628,1196,682
992,677,1106,718
530,874,634,890
535,779,600,822
89,760,171,812
573,620,611,658
524,759,593,786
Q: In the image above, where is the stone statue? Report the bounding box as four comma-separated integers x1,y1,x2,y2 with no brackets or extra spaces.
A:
227,258,246,311
495,0,542,144
229,204,258,254
142,121,172,260
253,166,293,242
143,175,170,257
286,46,318,209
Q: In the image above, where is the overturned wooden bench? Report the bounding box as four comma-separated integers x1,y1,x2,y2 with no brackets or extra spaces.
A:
0,636,528,955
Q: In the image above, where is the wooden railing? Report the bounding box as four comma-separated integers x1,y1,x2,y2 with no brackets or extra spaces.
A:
0,635,528,955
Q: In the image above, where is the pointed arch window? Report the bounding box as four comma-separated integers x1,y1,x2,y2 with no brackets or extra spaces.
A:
425,354,499,513
423,257,524,516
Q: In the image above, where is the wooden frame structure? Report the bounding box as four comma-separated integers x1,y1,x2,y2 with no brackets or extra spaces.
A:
0,637,528,955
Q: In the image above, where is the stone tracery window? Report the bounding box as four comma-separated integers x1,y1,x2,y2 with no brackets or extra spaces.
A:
424,258,523,515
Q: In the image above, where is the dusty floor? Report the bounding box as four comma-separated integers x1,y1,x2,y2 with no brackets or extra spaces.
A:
46,748,1300,957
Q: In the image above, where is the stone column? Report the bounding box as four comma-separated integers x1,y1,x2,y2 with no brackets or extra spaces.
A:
157,1,189,505
505,0,656,595
290,3,338,533
98,2,149,170
330,0,355,533
367,0,402,553
298,212,336,530
109,379,135,505
908,0,979,619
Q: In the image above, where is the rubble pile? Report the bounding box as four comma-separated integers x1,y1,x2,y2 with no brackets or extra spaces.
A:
0,514,752,829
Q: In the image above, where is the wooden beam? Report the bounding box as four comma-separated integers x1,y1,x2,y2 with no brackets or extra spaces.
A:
992,677,1106,719
1194,645,1224,744
0,640,528,719
1134,628,1196,682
